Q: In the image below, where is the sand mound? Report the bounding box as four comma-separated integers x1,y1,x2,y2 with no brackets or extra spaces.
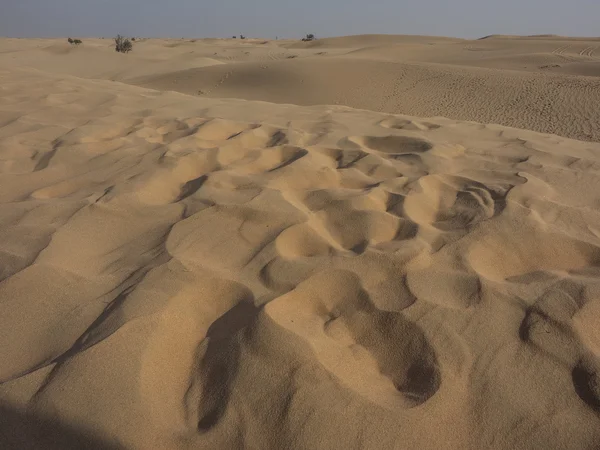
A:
1,65,600,449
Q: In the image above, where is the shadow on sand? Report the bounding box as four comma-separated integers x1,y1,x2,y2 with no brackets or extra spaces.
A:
0,403,125,450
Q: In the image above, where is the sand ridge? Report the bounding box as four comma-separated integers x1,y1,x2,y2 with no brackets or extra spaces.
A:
0,64,600,448
2,34,600,141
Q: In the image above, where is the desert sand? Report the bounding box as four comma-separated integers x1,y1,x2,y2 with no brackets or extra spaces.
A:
1,35,600,449
2,34,600,141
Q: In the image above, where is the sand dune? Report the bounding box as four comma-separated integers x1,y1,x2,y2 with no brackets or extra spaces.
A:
2,34,600,141
130,57,600,142
2,34,600,449
1,59,600,449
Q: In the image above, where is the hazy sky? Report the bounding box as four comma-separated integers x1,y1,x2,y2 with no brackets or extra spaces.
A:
2,0,599,40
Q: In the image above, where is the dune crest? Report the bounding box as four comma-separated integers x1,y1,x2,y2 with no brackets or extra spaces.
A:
2,34,600,142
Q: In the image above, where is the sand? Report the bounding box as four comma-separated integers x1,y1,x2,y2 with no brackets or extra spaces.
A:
2,34,600,141
0,35,600,449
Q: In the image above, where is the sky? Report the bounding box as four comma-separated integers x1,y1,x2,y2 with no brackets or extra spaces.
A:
2,0,599,40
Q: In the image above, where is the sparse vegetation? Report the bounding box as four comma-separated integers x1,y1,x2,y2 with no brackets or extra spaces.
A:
131,37,136,41
114,35,133,53
67,38,82,45
302,34,316,42
240,35,246,40
232,36,237,39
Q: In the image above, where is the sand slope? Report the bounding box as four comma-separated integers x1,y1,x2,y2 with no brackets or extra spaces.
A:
2,35,600,141
1,64,600,449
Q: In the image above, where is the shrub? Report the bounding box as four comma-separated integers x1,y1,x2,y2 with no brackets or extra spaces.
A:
232,36,236,39
302,33,316,42
73,39,82,45
115,35,133,53
131,37,136,41
240,35,246,39
67,37,73,44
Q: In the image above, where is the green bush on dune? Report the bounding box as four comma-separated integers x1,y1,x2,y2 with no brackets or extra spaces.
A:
115,35,133,53
67,37,82,45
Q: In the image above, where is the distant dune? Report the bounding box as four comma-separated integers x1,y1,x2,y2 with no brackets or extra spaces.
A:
479,34,600,41
1,34,599,141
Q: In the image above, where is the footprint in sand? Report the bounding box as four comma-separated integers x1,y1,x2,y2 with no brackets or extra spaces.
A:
264,270,441,409
378,117,441,131
518,283,600,413
403,174,504,231
350,135,434,155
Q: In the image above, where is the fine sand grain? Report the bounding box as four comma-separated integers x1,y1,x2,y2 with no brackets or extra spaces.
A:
1,36,600,449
